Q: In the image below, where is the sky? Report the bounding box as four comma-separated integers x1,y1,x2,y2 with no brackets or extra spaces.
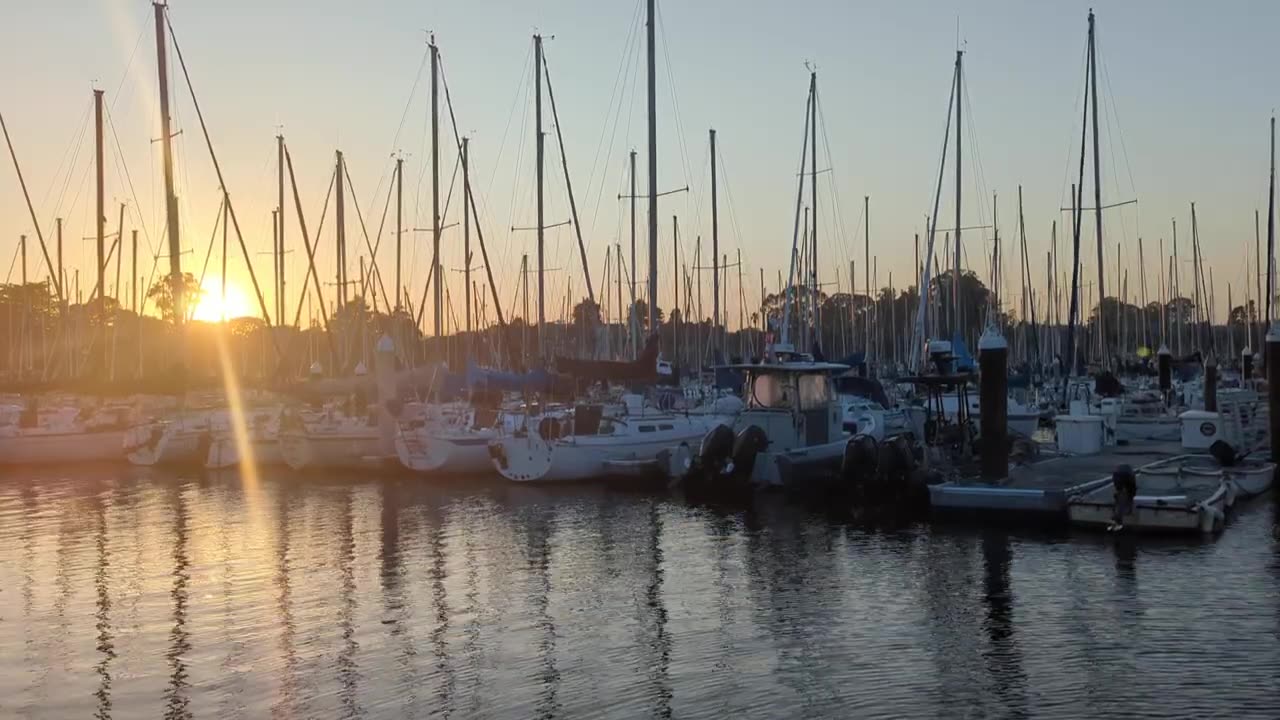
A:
2,0,1278,334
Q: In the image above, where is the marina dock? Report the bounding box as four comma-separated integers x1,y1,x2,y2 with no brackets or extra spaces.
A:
929,441,1184,515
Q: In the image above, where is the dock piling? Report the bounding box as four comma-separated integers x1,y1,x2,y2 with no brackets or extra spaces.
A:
979,325,1009,481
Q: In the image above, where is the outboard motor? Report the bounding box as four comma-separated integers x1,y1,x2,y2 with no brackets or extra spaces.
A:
697,424,735,475
842,433,880,497
729,425,768,479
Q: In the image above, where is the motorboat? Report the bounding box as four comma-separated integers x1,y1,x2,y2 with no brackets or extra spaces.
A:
672,352,854,489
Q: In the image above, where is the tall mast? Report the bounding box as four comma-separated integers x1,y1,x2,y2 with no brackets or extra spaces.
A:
154,2,183,324
335,149,346,312
1088,9,1106,367
272,208,279,324
431,37,442,339
277,133,285,323
672,215,679,362
864,195,871,355
94,89,105,308
1138,236,1148,350
463,136,472,344
131,229,138,315
645,0,658,336
953,50,963,340
1268,115,1276,330
616,241,624,358
395,156,403,312
1174,218,1181,354
1255,209,1262,351
809,71,819,347
629,149,638,356
533,34,545,356
710,128,719,348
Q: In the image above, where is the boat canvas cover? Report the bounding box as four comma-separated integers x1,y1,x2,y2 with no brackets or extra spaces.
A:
554,334,661,384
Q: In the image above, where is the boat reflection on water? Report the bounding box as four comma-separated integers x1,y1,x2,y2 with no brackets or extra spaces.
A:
0,469,1277,718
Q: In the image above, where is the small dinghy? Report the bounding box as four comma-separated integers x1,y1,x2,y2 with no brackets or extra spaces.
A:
1068,453,1273,534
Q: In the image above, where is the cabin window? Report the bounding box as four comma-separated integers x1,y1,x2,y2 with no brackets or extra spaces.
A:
638,425,656,433
658,424,674,431
798,374,832,410
749,373,792,409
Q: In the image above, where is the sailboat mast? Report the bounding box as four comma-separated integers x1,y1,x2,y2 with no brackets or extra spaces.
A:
646,0,658,336
953,50,963,340
431,37,442,339
810,71,819,347
864,196,870,356
1088,9,1106,368
277,134,285,323
94,89,105,308
153,1,183,324
1268,115,1276,330
463,136,472,341
629,149,638,356
534,34,545,356
710,128,719,348
395,157,403,312
335,149,346,312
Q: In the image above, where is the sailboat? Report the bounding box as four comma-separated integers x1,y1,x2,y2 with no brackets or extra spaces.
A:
0,399,134,466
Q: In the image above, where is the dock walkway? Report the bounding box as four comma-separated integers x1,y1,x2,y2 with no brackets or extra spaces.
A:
929,442,1184,514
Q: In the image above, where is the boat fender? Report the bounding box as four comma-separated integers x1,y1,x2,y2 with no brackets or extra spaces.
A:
730,425,768,478
698,424,735,473
538,416,561,442
488,442,509,469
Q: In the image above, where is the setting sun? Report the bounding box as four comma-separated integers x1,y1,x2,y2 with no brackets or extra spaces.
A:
192,281,254,322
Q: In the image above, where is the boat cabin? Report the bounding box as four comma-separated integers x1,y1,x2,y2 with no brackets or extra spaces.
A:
730,361,847,453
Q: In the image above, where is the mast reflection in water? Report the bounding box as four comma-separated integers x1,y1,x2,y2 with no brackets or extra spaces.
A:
0,469,1277,718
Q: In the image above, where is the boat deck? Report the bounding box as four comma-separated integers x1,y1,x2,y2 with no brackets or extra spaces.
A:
929,441,1185,514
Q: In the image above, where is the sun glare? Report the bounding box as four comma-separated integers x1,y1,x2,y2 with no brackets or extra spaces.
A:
193,282,253,322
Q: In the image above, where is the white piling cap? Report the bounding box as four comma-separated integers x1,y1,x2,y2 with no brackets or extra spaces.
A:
308,361,324,376
1267,321,1280,344
978,325,1007,351
376,335,395,354
1157,344,1171,356
353,361,368,376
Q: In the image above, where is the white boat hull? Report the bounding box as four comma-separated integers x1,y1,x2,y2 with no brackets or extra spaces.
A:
1068,492,1227,534
0,430,126,466
752,438,850,487
492,421,723,484
396,430,495,474
126,426,208,467
204,435,285,470
280,431,385,471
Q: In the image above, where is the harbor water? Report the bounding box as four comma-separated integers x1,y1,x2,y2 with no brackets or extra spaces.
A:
1,466,1278,719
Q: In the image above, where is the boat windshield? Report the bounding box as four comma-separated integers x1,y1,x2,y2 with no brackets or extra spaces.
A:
798,373,832,410
748,372,793,409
